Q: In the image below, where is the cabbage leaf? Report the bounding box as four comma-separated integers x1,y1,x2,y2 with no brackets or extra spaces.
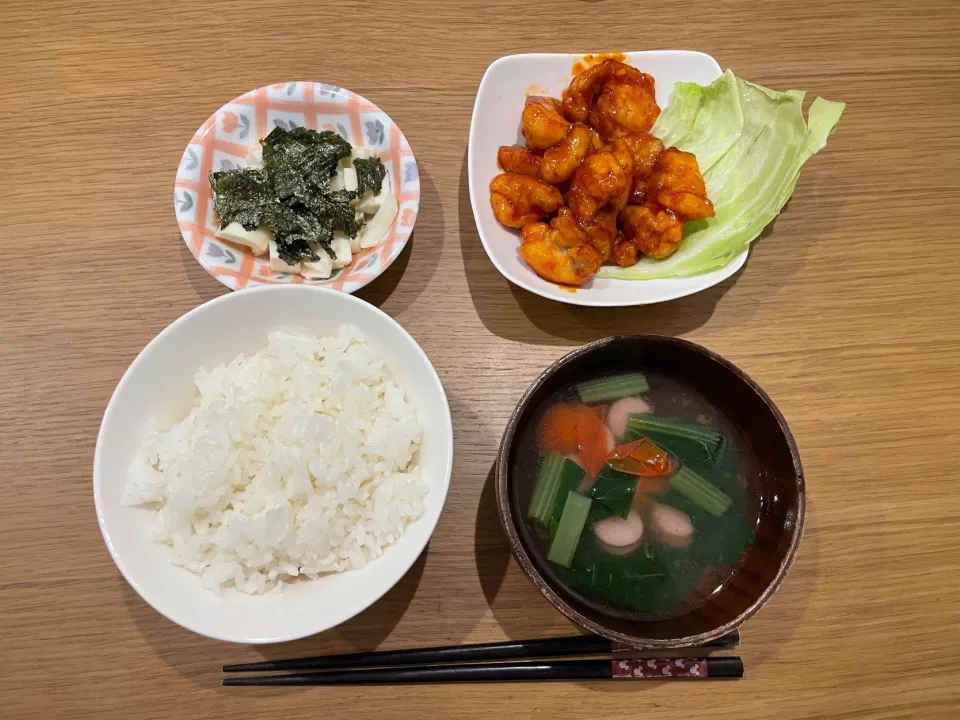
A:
599,70,844,280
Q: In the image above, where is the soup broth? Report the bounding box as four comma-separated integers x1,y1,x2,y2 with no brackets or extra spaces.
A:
514,371,760,621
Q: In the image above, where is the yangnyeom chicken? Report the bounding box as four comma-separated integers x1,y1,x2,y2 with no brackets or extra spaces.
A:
651,148,715,220
519,221,602,286
618,203,685,260
550,207,616,265
580,209,618,262
521,96,571,150
567,151,630,222
607,138,636,211
497,145,541,178
589,65,660,139
561,62,610,123
563,59,658,139
613,236,639,267
550,207,588,246
488,58,715,280
489,173,564,228
540,124,594,185
606,60,656,95
619,132,665,203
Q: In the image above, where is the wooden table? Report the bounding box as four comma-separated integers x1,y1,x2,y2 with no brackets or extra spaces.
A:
3,1,958,717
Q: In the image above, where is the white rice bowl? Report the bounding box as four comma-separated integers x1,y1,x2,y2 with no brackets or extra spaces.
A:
122,327,427,596
96,286,452,644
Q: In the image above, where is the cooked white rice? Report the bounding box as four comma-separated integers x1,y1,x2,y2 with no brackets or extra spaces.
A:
122,327,426,595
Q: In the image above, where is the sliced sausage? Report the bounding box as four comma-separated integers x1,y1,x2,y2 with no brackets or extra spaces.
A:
594,510,645,551
606,397,653,440
651,503,694,548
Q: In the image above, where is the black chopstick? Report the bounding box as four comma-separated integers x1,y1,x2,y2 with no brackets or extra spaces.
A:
223,629,739,673
222,656,743,685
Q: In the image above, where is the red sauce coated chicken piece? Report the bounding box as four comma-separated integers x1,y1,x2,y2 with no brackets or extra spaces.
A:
519,221,602,286
618,203,685,260
563,59,659,139
521,96,571,150
497,145,541,178
488,58,716,281
618,132,666,204
566,151,631,223
651,148,715,220
561,62,611,123
489,173,564,228
540,124,594,185
589,67,660,139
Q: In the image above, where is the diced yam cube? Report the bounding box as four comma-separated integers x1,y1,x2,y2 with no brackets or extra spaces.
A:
342,167,358,193
351,146,376,161
330,233,353,269
302,253,333,279
245,147,263,168
340,145,376,168
269,240,301,273
216,222,272,255
354,173,390,214
350,210,365,253
331,167,358,193
356,189,398,250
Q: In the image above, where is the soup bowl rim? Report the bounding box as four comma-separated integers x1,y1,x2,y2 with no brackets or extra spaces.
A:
495,334,806,648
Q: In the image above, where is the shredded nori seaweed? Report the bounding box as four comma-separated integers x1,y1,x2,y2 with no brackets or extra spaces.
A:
209,126,360,265
353,157,386,198
209,168,274,231
261,126,351,202
264,203,327,263
273,235,320,265
308,190,363,236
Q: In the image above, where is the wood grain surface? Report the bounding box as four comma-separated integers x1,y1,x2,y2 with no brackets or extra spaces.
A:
2,1,958,717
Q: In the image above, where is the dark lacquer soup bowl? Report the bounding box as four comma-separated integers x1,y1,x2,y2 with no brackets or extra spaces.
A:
495,335,805,648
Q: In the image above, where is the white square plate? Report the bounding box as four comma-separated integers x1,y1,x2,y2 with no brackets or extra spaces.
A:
467,51,747,307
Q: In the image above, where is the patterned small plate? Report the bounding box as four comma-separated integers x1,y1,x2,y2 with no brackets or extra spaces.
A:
174,82,420,292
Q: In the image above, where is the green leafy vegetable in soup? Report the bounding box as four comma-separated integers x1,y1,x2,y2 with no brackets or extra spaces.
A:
520,371,757,619
589,466,641,519
527,453,584,528
353,157,387,198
